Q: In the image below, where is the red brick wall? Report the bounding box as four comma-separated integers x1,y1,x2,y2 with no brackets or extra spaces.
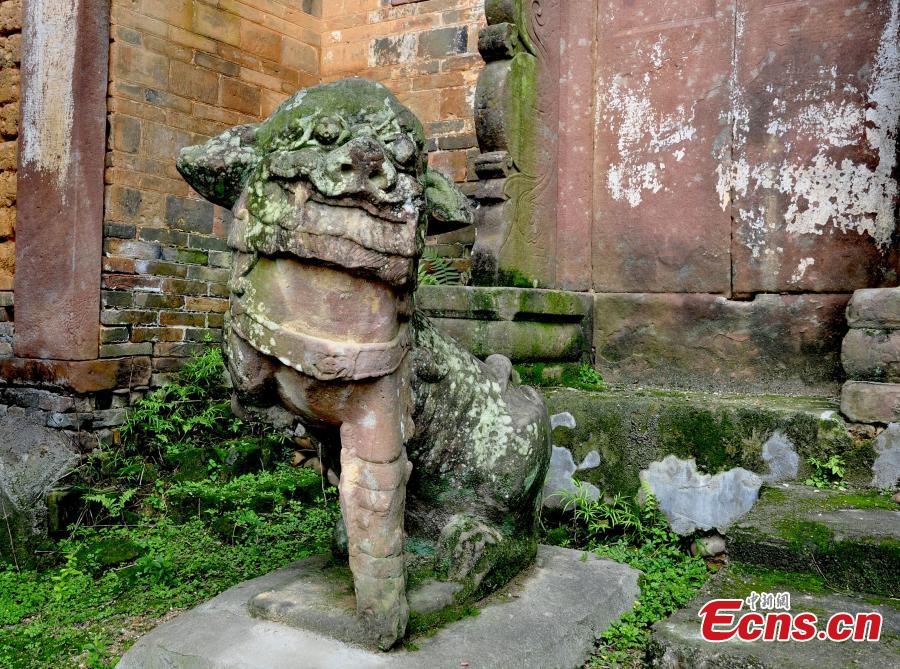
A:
321,0,484,183
103,0,322,384
0,0,19,337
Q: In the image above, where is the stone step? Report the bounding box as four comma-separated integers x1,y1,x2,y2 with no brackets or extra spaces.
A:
649,562,900,669
540,387,873,498
727,484,900,596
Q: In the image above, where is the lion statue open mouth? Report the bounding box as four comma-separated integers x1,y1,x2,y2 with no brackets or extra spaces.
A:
177,78,550,650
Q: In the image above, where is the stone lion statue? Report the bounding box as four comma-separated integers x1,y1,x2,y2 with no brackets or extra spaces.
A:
176,78,550,649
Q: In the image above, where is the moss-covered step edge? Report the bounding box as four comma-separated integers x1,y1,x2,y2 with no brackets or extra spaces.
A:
537,386,875,497
727,485,900,597
648,562,900,669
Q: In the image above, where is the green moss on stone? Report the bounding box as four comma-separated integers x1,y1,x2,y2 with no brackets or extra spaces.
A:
498,268,539,289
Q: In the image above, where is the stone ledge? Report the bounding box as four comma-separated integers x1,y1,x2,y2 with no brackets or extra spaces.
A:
846,287,900,329
0,357,152,393
593,292,849,396
417,286,593,362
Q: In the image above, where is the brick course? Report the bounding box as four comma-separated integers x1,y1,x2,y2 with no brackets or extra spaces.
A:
104,0,322,374
321,0,484,184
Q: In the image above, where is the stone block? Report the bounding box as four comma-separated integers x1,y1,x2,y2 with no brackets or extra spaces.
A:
104,223,136,239
0,357,151,393
727,484,900,596
99,342,153,358
846,287,900,329
544,388,869,496
0,413,78,564
418,26,468,59
417,285,593,362
193,51,240,78
593,292,850,396
241,22,281,62
110,114,141,153
282,36,318,74
169,60,219,105
841,381,900,424
640,455,762,535
841,328,900,382
871,423,900,490
220,77,260,116
192,2,240,47
112,44,168,89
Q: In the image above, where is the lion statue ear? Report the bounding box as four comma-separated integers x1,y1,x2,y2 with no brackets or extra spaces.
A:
176,124,263,209
422,169,475,235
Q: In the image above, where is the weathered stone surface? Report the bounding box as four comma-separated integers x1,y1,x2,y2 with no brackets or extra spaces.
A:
555,1,594,292
592,3,732,293
471,0,560,288
871,423,900,490
842,328,900,382
542,445,600,510
841,381,900,424
177,79,550,649
15,0,108,359
118,546,640,669
416,285,592,362
760,431,799,483
593,292,850,396
727,484,900,596
729,1,899,294
650,564,900,669
544,388,870,497
0,356,152,393
640,456,762,535
0,414,78,564
404,316,551,596
689,534,725,558
846,287,900,329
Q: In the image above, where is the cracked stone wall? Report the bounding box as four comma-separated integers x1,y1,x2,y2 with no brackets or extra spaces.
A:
588,0,899,395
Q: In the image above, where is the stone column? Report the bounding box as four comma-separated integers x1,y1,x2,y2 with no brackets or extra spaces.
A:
471,0,560,288
15,0,108,359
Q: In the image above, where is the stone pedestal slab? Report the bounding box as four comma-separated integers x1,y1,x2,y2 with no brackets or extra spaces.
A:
117,546,640,669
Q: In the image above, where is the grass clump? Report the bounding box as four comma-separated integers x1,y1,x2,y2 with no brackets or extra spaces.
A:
0,348,339,669
545,482,710,668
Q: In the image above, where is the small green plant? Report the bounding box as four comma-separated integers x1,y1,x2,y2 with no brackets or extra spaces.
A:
417,248,468,286
577,364,607,391
804,454,846,488
546,482,709,668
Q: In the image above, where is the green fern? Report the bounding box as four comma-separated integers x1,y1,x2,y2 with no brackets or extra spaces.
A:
418,248,467,286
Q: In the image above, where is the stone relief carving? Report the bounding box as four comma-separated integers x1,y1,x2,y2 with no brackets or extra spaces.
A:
472,0,559,288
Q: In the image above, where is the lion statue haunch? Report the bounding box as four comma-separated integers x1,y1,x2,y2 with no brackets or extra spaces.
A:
176,79,551,650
